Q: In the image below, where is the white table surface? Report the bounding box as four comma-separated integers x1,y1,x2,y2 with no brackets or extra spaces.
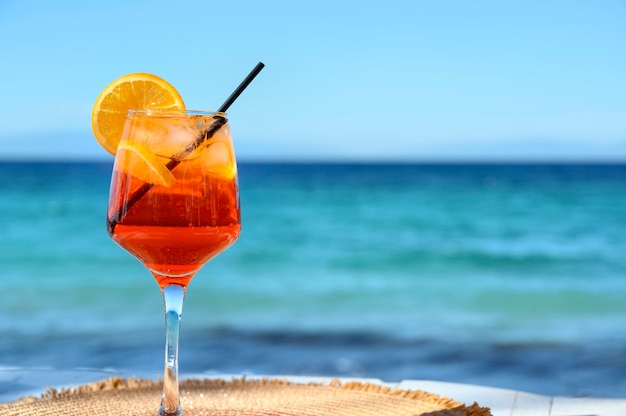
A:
2,369,626,416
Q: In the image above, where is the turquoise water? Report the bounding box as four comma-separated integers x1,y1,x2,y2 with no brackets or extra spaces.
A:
2,161,626,397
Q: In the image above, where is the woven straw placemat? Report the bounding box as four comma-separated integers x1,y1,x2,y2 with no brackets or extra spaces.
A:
0,376,492,416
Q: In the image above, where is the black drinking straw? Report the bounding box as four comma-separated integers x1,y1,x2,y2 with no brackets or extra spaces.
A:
218,61,265,113
108,62,265,232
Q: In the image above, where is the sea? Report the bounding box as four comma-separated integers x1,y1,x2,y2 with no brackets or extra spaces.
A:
1,161,626,399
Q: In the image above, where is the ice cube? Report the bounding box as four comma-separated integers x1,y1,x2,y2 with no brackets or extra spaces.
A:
163,122,197,155
204,141,236,177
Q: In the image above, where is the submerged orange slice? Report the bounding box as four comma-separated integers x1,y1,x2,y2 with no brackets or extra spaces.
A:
91,73,185,155
116,140,176,187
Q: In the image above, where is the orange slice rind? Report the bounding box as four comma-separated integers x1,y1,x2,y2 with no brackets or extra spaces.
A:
91,73,185,155
116,140,176,187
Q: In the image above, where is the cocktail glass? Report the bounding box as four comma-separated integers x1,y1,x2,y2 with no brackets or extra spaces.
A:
106,109,240,415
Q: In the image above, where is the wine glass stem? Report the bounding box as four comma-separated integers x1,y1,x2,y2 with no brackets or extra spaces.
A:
159,284,185,416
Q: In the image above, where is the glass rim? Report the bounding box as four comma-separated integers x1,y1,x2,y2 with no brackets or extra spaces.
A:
127,109,226,118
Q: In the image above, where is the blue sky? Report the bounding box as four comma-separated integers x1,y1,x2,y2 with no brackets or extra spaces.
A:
1,0,625,161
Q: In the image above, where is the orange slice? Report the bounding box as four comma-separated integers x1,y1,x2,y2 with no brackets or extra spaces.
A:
91,73,185,155
116,140,176,187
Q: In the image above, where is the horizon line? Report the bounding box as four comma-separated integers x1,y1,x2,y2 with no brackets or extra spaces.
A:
2,157,626,165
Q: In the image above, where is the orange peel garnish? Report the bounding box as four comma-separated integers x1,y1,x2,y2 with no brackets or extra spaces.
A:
91,73,185,155
116,140,176,187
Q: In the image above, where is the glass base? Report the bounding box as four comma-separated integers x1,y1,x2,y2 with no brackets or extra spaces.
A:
158,404,183,416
